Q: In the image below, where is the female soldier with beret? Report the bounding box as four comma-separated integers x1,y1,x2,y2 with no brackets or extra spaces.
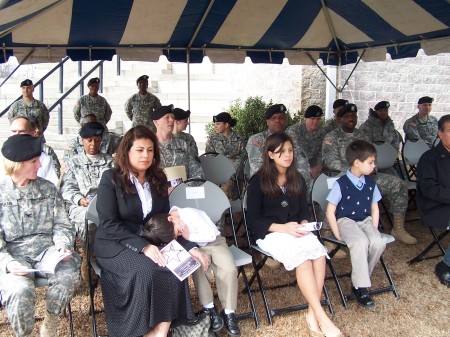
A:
0,134,80,337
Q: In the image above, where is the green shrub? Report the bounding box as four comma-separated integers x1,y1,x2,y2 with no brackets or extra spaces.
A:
205,96,297,140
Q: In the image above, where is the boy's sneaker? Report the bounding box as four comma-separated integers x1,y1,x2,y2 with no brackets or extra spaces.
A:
351,286,374,307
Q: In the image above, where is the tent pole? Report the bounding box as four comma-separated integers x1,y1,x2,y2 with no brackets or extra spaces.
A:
307,53,338,92
187,49,191,134
339,50,366,93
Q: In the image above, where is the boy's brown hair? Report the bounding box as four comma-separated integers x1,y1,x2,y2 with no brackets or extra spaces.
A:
141,213,175,245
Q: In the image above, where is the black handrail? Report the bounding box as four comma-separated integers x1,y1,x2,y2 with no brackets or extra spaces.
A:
0,56,70,118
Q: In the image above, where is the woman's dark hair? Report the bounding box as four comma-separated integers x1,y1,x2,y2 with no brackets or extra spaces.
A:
141,213,175,245
258,132,303,197
114,126,168,197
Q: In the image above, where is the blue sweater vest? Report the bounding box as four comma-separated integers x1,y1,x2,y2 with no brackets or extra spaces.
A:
335,174,376,221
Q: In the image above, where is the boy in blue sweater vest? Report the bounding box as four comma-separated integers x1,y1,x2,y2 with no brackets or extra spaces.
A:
326,140,386,307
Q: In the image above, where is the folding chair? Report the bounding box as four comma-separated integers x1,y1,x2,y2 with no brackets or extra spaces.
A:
311,173,400,308
199,152,244,237
241,192,334,324
401,139,429,182
169,179,259,328
408,223,450,265
84,196,107,337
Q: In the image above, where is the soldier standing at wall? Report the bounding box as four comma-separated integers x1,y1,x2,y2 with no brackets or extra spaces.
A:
8,79,49,138
403,96,438,148
73,77,112,130
323,103,417,245
125,75,161,132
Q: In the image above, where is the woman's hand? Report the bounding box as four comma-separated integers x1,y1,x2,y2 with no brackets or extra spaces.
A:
189,248,210,272
143,244,166,267
6,261,30,276
285,222,308,238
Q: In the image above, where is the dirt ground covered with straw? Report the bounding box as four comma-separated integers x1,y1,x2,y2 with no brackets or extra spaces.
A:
1,215,449,337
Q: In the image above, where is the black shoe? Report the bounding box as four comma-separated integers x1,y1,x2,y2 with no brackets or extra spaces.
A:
352,286,374,307
435,261,450,287
221,310,241,337
203,307,224,332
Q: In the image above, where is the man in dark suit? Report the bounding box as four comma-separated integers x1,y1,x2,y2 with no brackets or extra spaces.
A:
417,114,450,287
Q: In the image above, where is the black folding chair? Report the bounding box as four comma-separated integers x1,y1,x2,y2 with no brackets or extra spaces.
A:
242,192,334,324
408,226,450,265
311,173,400,308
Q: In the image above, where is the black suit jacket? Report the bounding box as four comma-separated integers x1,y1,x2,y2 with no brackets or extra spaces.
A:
94,169,194,258
416,142,450,227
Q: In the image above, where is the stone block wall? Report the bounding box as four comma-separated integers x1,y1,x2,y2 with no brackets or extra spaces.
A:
300,66,327,115
340,50,450,132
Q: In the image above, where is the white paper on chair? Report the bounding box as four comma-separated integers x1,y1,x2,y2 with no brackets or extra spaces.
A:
185,186,205,199
161,240,201,281
327,177,339,189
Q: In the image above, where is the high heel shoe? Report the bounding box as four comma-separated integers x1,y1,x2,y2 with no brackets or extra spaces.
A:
305,313,324,336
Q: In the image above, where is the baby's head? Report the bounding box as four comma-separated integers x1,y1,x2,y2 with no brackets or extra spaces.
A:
141,213,185,245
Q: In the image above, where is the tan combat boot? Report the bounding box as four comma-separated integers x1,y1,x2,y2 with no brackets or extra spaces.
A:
40,311,58,337
391,215,417,245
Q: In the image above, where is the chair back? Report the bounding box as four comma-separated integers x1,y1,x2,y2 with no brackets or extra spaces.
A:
310,173,335,213
199,152,236,186
373,142,398,170
169,179,230,223
85,195,99,224
402,139,429,166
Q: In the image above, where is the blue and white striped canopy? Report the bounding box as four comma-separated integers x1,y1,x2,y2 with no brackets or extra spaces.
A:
0,0,449,65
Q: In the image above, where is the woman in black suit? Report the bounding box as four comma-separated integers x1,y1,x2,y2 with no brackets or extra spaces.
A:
94,126,208,337
246,132,341,337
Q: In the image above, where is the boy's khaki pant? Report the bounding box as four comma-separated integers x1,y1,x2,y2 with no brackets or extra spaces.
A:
337,216,386,288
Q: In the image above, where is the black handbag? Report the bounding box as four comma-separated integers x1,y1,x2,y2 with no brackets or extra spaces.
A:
168,312,217,337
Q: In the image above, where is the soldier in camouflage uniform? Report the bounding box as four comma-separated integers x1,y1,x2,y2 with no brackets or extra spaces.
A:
323,99,348,135
60,122,113,238
173,108,199,157
403,96,438,148
8,79,49,137
205,112,247,199
9,116,59,185
360,101,402,176
153,105,204,182
246,104,312,191
73,77,112,129
0,134,80,337
64,114,122,162
287,105,327,179
124,75,161,132
322,103,417,244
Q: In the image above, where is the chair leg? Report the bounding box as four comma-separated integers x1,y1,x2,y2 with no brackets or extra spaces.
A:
236,266,259,328
67,301,75,337
378,256,400,298
408,228,449,265
247,255,272,325
325,259,348,309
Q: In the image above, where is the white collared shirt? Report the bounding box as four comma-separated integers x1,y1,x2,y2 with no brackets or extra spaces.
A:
129,174,153,218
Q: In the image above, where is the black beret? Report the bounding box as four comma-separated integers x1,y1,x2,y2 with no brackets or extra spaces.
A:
152,104,175,120
20,79,33,87
87,77,100,87
265,104,287,119
337,103,358,117
1,134,41,162
374,101,390,111
304,105,323,118
213,112,237,127
333,99,349,109
79,122,104,138
136,75,149,84
418,96,433,104
173,108,191,121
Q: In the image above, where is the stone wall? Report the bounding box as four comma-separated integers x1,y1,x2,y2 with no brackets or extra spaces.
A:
301,66,327,114
340,50,450,131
